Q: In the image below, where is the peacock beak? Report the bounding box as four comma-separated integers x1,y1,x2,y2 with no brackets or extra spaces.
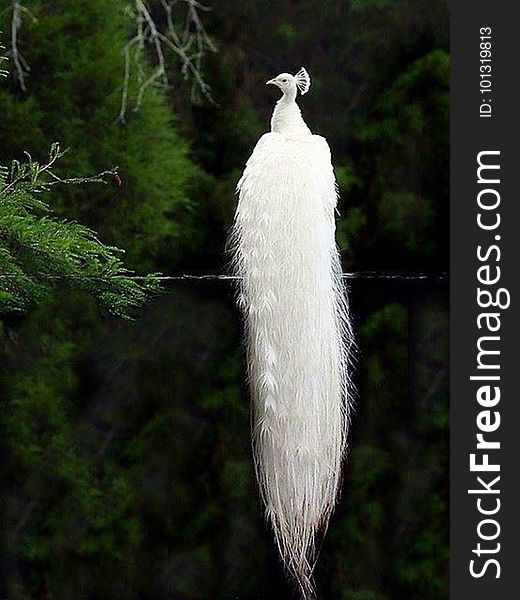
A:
266,78,277,86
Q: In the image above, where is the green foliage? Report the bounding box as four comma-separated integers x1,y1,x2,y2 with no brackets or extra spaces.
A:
0,0,202,271
1,294,142,596
0,144,160,317
377,191,435,254
351,49,449,268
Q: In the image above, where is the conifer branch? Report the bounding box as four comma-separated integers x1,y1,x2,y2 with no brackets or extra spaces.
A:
0,144,161,318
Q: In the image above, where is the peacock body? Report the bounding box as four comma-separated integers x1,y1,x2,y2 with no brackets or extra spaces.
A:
228,68,354,598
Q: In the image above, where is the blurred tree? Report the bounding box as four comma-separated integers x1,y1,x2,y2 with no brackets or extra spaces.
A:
0,0,203,271
0,1,206,597
0,1,449,599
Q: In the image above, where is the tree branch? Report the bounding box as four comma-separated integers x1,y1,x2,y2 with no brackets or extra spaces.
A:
117,0,216,122
8,1,36,91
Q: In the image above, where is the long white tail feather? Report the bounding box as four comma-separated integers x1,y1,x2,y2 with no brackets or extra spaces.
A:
229,131,354,598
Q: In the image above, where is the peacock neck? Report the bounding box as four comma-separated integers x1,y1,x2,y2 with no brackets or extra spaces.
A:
270,94,310,135
281,87,297,103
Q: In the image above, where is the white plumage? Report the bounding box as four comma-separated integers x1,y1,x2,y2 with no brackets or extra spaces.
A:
228,68,354,598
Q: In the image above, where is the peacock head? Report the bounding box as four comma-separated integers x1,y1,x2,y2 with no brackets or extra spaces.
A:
266,67,311,98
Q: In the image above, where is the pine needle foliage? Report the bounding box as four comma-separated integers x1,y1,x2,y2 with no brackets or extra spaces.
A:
0,143,160,317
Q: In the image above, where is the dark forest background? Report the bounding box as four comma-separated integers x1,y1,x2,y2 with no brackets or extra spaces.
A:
0,1,449,598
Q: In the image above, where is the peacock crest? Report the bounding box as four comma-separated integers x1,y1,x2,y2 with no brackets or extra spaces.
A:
294,67,311,95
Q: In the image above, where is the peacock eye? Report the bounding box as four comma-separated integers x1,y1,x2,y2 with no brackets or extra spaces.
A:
282,79,287,83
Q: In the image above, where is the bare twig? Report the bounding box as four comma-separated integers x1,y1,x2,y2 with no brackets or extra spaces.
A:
4,1,215,107
8,1,36,91
118,35,140,122
117,0,216,122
